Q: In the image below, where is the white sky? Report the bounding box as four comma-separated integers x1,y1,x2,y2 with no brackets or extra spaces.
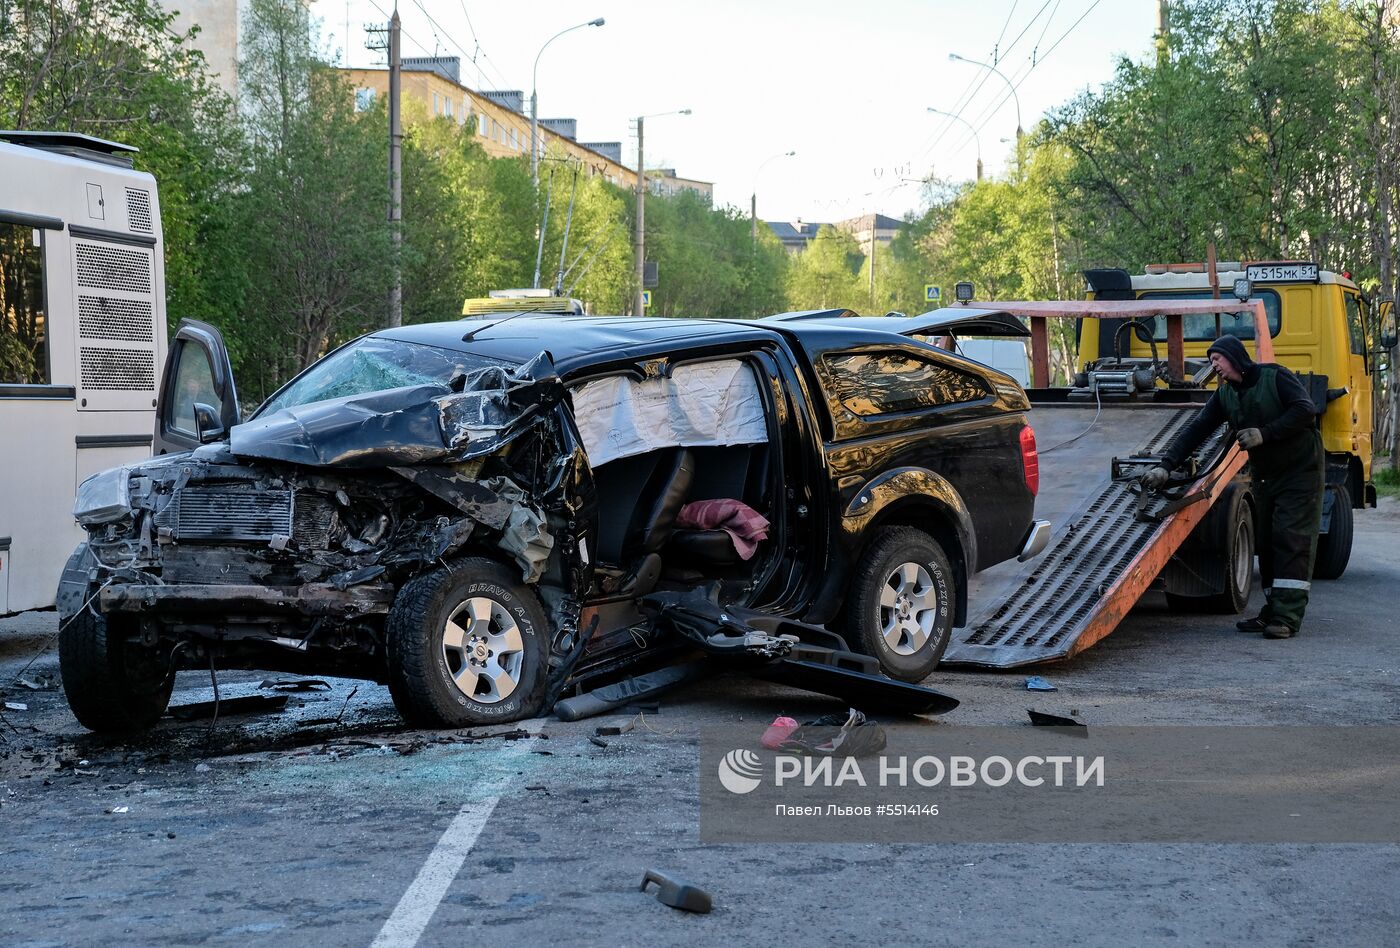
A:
312,0,1159,223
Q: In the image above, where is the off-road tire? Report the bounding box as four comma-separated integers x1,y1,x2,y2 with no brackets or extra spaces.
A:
59,609,173,733
1313,484,1353,580
386,557,547,728
843,527,955,683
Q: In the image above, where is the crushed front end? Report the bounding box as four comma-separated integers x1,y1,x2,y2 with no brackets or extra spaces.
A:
58,352,594,730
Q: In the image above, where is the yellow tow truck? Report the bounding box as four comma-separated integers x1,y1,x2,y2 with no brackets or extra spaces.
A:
1078,260,1394,579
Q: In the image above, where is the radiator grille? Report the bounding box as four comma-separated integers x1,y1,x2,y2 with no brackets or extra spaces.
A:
74,242,152,294
77,295,154,341
125,188,153,233
79,347,155,390
157,488,295,542
293,493,338,548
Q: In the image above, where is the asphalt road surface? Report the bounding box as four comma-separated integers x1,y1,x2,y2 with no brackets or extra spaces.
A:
2,502,1398,947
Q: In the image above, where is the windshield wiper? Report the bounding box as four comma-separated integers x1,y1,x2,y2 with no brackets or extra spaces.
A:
462,309,542,342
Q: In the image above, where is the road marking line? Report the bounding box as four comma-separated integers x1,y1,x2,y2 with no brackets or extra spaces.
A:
370,721,542,948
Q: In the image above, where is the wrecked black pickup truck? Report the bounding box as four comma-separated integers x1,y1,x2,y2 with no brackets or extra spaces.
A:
58,311,1048,732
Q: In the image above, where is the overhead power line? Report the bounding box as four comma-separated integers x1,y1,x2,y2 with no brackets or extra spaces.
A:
917,0,1057,169
950,0,1107,156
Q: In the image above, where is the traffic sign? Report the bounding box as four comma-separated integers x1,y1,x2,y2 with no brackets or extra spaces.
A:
642,290,653,308
924,285,941,302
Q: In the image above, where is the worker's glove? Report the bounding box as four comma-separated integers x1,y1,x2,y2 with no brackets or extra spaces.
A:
1236,427,1264,450
1141,465,1170,490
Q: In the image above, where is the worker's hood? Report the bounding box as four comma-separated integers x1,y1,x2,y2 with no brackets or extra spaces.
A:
1205,335,1254,375
228,352,561,467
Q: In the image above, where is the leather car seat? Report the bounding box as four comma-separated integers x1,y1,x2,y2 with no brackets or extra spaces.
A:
620,447,695,594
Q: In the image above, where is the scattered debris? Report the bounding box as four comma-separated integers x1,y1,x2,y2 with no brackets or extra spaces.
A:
4,702,28,712
169,694,289,721
640,869,713,914
107,806,129,814
760,715,800,750
1027,709,1087,732
778,709,886,757
595,725,626,737
194,763,211,773
258,678,332,692
588,736,609,748
1024,676,1058,692
15,674,57,691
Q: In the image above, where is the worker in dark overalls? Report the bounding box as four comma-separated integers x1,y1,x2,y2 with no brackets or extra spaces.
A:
1142,335,1323,639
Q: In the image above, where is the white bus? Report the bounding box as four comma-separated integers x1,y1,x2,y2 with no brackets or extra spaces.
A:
0,132,168,614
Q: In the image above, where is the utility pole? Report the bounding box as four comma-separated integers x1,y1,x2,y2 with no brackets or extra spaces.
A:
1157,0,1170,65
751,193,757,247
387,9,402,328
867,218,876,312
633,116,646,317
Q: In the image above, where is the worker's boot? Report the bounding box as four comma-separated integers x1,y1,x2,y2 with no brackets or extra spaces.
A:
1235,616,1268,633
1262,622,1297,639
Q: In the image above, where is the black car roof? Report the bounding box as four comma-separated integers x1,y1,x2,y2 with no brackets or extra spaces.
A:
373,315,782,374
370,312,1002,377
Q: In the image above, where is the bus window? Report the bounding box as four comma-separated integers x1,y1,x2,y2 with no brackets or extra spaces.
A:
169,342,218,436
0,222,48,384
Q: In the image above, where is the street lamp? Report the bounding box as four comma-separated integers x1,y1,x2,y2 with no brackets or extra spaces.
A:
634,108,692,316
531,17,604,190
751,150,796,247
948,52,1022,175
927,107,982,182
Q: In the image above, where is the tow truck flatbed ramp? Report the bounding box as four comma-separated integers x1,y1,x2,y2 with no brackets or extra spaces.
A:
938,295,1272,669
946,406,1239,669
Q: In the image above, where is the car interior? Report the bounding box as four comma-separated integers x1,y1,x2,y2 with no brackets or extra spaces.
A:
569,358,779,606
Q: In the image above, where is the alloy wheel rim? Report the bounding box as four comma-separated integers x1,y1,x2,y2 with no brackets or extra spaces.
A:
879,562,939,656
441,597,524,704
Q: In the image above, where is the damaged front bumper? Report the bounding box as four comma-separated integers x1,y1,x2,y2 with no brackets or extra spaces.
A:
98,582,395,619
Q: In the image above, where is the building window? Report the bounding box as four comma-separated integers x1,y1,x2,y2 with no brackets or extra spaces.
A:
354,87,376,111
0,222,49,385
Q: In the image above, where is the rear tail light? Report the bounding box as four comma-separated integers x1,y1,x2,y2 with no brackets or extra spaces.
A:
1019,425,1039,496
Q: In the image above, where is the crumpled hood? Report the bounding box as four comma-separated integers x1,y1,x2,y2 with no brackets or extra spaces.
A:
229,352,560,468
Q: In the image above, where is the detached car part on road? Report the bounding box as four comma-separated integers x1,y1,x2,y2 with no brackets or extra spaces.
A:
58,313,1046,732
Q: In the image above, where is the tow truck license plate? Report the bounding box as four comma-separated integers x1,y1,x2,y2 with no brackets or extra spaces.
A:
1246,262,1318,283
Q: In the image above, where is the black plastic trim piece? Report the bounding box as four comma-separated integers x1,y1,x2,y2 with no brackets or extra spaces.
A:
75,434,153,449
67,223,157,248
0,384,75,399
0,209,64,231
0,536,10,551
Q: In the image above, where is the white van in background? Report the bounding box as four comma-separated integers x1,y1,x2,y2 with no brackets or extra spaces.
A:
952,338,1031,386
0,132,167,614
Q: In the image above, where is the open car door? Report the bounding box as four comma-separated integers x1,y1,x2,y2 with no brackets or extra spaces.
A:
154,318,241,455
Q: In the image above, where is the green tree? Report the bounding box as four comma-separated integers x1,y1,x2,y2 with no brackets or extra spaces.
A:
786,225,866,311
641,189,788,318
230,0,394,400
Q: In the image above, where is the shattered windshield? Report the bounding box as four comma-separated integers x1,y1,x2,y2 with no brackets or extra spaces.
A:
256,338,509,417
